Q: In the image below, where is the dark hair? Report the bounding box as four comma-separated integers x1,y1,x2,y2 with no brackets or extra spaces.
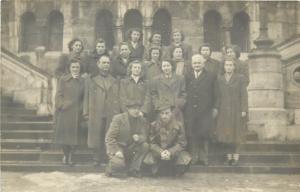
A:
199,43,212,56
171,46,184,59
68,38,84,53
119,42,130,49
149,46,162,61
68,59,82,73
221,56,236,74
127,60,145,76
97,54,110,64
161,59,174,68
126,28,143,42
149,31,162,43
172,29,185,42
226,44,241,59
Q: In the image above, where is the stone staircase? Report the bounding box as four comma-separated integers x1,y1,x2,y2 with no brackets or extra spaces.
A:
1,95,300,173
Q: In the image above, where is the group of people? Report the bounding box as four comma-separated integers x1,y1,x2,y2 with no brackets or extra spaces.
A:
54,28,249,178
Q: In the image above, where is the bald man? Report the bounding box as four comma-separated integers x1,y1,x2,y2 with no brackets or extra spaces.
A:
184,54,218,165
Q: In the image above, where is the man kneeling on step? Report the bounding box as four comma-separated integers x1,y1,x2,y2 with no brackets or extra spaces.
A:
144,99,191,177
105,99,149,177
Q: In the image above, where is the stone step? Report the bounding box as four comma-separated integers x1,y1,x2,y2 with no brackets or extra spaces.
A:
1,106,37,115
1,121,53,131
1,162,300,174
240,142,300,152
1,114,52,122
1,149,41,161
1,130,53,140
1,139,52,150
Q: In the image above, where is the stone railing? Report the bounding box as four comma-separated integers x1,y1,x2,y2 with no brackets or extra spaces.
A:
1,47,52,116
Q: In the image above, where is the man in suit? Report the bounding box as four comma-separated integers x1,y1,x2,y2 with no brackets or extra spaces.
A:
105,100,149,178
184,54,218,165
144,99,191,177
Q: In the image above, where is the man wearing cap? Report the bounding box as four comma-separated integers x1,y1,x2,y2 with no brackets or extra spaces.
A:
144,99,191,177
105,100,149,177
184,54,217,165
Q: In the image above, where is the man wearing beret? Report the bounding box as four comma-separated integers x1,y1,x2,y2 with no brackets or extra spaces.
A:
105,100,149,177
144,99,191,177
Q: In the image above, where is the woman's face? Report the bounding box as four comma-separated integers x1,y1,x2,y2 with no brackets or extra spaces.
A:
173,47,183,60
226,48,236,59
72,41,82,54
200,46,211,58
131,63,142,76
224,60,235,73
70,62,80,77
173,32,182,43
161,61,172,75
120,44,130,58
152,34,161,45
131,30,141,42
97,56,110,72
96,42,106,55
151,49,160,61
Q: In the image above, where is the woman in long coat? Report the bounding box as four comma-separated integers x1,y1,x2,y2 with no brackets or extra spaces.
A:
144,47,162,80
126,28,144,60
54,61,85,165
149,60,186,122
83,54,121,166
215,57,248,165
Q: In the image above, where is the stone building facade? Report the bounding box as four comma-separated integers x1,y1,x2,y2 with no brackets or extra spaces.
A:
1,0,300,141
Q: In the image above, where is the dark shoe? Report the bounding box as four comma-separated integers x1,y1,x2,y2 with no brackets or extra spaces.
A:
68,153,75,166
129,170,142,178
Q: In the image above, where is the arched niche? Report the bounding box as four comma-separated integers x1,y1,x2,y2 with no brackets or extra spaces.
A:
95,9,115,50
203,10,222,51
152,8,172,46
47,10,64,51
20,12,37,52
123,9,143,41
231,11,250,52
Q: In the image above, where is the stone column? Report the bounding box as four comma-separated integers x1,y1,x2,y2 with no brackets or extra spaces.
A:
143,17,153,47
247,2,287,141
222,23,232,47
114,17,123,45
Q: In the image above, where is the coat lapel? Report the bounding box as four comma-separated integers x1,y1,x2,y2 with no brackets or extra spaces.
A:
92,75,105,90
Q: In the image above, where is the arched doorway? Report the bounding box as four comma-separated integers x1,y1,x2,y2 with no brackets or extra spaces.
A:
95,9,115,50
203,10,222,51
231,11,250,52
47,10,64,51
123,9,143,41
152,8,172,46
20,12,37,52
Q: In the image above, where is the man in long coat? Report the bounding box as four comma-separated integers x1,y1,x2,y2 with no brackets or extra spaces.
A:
105,100,149,177
184,54,217,165
199,43,222,78
83,55,121,166
111,42,132,79
144,100,191,177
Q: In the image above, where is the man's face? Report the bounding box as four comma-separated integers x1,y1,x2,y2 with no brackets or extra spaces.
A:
96,42,106,55
200,46,211,58
173,47,183,60
72,41,82,53
151,49,160,61
173,32,182,43
70,62,80,76
120,45,130,58
161,61,172,75
128,106,141,118
97,56,110,72
192,56,205,72
131,63,142,76
224,60,235,73
152,34,161,45
160,108,172,124
131,31,141,42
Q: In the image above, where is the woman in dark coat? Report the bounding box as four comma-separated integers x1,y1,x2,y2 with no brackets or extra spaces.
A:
111,42,132,79
126,28,145,60
86,38,110,77
215,57,248,165
54,61,85,165
144,47,162,80
55,38,85,79
83,54,121,166
171,46,190,76
143,31,163,60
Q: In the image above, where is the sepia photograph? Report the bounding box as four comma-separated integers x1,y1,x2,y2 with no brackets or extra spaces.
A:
1,0,300,191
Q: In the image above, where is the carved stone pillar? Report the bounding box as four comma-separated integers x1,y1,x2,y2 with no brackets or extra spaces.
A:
222,23,232,47
143,17,153,47
247,2,287,141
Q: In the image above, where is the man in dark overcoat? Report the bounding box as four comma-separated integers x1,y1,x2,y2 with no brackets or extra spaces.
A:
184,54,217,165
105,100,149,177
199,43,222,78
111,42,132,79
144,99,191,177
83,55,121,166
